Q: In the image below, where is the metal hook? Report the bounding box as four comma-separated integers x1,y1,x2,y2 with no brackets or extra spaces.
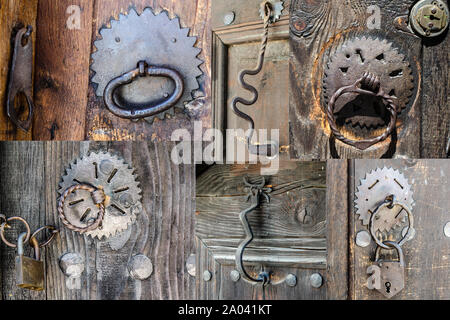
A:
235,177,272,285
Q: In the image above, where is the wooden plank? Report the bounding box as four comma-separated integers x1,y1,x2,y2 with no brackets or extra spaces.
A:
85,0,211,141
0,141,196,299
0,0,38,140
289,0,422,159
351,159,450,299
326,160,349,299
0,142,45,300
33,1,94,140
421,36,449,157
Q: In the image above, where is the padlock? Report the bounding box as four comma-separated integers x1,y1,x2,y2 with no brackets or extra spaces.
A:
15,233,44,291
373,241,405,299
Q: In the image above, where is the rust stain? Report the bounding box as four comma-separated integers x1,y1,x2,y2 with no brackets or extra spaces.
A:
88,114,145,141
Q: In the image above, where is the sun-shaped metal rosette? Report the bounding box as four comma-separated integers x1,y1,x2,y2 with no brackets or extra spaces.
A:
355,167,414,231
58,151,142,240
90,8,203,123
259,1,284,22
324,36,414,129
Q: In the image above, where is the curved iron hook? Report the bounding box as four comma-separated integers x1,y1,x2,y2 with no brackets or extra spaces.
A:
235,176,272,285
231,4,278,157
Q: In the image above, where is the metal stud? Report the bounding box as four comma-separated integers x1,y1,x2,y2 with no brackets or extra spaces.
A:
285,274,297,287
356,230,371,247
310,273,323,288
128,254,153,280
230,270,240,282
223,12,235,25
444,222,450,238
186,254,196,277
203,270,212,282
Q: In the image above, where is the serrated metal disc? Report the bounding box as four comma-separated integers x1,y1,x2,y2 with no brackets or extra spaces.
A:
323,36,414,129
91,8,203,123
355,167,414,229
58,152,142,239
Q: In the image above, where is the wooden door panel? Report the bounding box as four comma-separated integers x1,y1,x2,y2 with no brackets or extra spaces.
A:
289,0,448,159
195,161,348,300
350,159,450,299
212,0,291,159
0,141,195,299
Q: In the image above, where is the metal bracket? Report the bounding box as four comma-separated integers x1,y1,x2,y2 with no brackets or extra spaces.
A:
7,26,34,131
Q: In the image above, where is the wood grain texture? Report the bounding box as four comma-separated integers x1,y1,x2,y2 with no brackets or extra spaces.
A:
0,141,195,300
0,0,38,140
351,159,450,299
421,34,449,157
289,0,424,159
195,162,342,300
85,0,211,141
32,1,93,140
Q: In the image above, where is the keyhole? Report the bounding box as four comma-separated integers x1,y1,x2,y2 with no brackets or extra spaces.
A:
385,282,391,293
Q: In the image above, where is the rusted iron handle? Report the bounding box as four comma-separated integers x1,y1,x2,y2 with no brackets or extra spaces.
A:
326,72,398,151
103,61,184,119
7,26,34,131
58,184,105,234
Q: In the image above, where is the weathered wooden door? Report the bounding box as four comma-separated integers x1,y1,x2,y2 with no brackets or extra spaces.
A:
0,141,195,299
0,0,210,141
349,159,450,299
289,0,449,159
195,161,348,299
211,0,292,159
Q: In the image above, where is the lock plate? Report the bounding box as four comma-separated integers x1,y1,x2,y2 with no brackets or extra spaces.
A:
58,152,142,239
15,255,44,291
410,0,449,37
377,261,405,299
91,7,203,123
323,37,414,129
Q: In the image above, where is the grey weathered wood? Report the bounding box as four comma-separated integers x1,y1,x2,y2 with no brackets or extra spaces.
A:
195,162,342,300
350,159,450,299
289,0,429,159
0,141,195,300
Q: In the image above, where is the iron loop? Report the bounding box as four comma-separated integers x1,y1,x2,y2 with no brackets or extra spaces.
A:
30,225,59,248
0,216,31,248
58,184,105,234
369,195,414,249
103,60,184,119
375,240,405,267
326,72,398,150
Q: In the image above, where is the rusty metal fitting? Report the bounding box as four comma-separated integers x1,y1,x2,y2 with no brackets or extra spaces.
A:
0,216,31,248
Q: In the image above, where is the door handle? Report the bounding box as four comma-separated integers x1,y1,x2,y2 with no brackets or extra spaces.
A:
327,72,398,150
103,61,184,119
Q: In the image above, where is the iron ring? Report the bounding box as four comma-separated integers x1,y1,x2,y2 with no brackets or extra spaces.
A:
0,216,31,248
369,200,414,249
30,225,59,248
326,73,398,151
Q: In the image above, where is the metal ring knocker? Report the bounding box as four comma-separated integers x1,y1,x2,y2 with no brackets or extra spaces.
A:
231,2,279,157
235,177,272,285
369,195,414,250
104,60,184,119
327,72,398,150
58,184,106,234
0,216,31,248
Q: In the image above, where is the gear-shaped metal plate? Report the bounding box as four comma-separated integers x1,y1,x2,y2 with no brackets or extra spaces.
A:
58,152,142,239
91,8,203,123
259,1,284,22
355,167,414,230
323,37,414,129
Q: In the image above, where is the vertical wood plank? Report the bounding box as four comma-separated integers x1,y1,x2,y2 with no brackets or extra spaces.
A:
326,159,349,299
0,0,38,140
421,36,449,157
33,1,94,140
0,142,45,299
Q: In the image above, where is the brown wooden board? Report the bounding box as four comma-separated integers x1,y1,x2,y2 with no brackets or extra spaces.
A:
0,141,195,299
289,0,449,159
212,0,291,159
195,161,348,300
350,159,450,299
0,0,38,140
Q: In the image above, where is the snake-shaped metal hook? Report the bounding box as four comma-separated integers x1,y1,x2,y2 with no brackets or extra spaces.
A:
235,176,272,285
230,3,279,158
